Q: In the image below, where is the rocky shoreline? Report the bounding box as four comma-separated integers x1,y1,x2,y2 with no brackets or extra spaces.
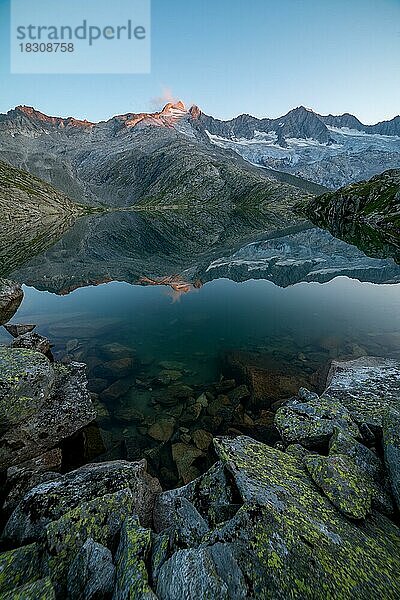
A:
1,285,400,598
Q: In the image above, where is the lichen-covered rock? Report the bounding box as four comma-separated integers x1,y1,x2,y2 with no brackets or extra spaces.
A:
154,462,234,533
0,279,23,326
3,459,161,544
113,515,157,599
46,488,133,589
329,429,382,479
67,538,115,599
156,543,247,600
0,577,55,599
212,436,400,598
383,407,400,511
304,453,373,519
0,347,54,435
0,543,41,595
325,356,400,430
329,429,393,514
274,394,360,448
172,497,209,547
0,361,96,468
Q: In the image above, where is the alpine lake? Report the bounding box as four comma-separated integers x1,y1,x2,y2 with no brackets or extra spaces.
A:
1,209,399,488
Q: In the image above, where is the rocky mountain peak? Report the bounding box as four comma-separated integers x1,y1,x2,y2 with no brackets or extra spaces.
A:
14,106,94,128
189,105,202,120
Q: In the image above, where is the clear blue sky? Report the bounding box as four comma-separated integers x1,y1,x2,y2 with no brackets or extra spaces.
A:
0,0,399,123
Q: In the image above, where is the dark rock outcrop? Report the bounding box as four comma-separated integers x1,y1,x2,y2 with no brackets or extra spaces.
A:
0,280,23,325
0,349,96,468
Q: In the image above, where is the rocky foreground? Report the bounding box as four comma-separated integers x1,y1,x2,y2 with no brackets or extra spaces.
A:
0,288,400,597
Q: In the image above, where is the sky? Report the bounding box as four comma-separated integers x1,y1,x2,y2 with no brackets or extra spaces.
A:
0,0,399,123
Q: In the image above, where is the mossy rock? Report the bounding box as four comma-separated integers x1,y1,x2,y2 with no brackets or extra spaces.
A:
113,515,156,599
0,577,55,599
0,543,41,595
383,407,400,511
46,488,133,591
304,453,373,519
274,395,360,449
0,346,54,433
212,436,400,598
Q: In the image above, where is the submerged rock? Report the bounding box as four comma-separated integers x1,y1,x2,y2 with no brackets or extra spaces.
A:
148,417,175,442
325,356,400,430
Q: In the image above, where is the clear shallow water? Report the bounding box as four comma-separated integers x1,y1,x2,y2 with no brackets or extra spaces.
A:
2,211,400,486
1,275,399,485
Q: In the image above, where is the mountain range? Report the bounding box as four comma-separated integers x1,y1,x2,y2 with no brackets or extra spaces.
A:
1,100,399,207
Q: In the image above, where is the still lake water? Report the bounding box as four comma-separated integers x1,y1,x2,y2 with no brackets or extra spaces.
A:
1,214,400,485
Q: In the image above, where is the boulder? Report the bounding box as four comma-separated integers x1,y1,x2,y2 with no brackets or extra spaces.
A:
0,543,41,595
329,429,394,514
3,323,36,338
274,393,360,449
325,357,400,430
156,544,247,600
210,436,400,598
0,279,23,326
0,360,96,468
304,454,373,519
46,488,133,589
154,462,234,532
0,347,55,434
2,459,161,544
383,407,400,510
113,516,157,599
11,332,52,357
3,448,62,512
0,577,55,599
